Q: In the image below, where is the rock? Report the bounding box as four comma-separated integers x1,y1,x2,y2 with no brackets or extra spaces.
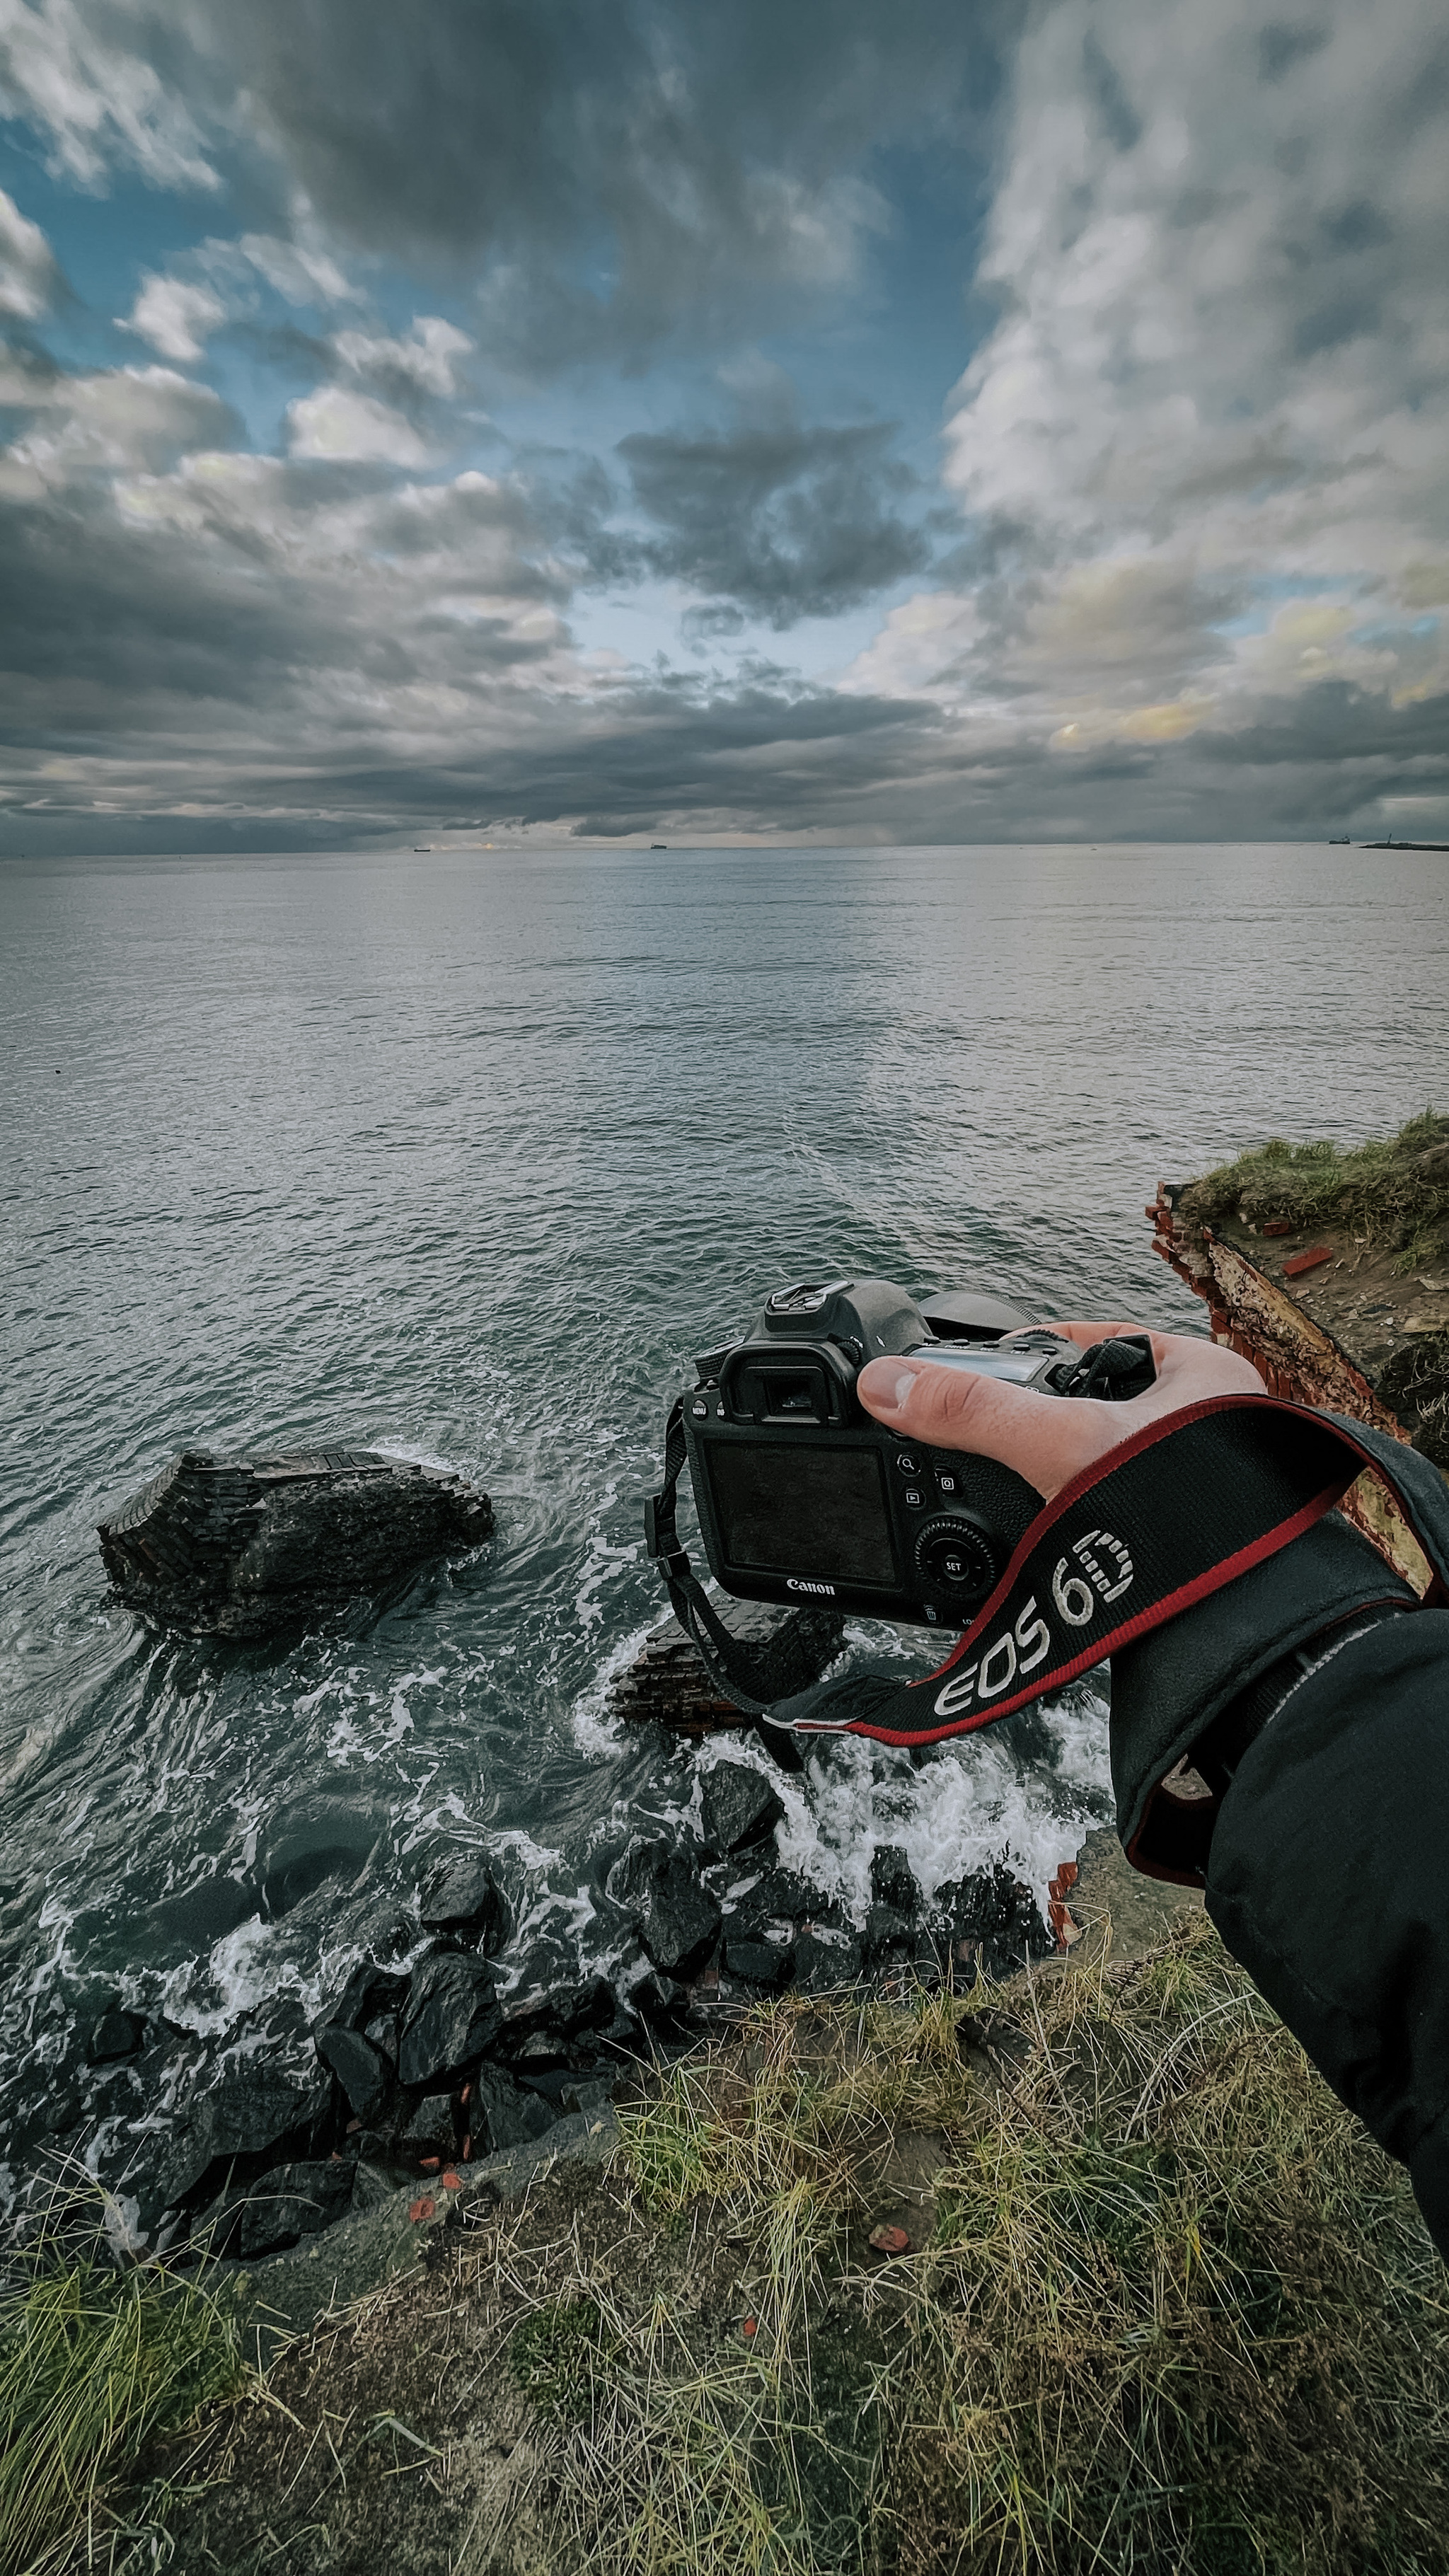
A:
745,1866,836,1922
145,2064,332,2222
236,2159,354,2259
608,1602,839,1741
398,1953,501,2089
400,2093,457,2160
932,1864,1052,1984
419,1856,512,1953
351,2159,408,2214
628,1969,691,2030
315,2025,391,2126
723,1936,793,1989
313,1960,410,2040
630,1854,722,1979
869,1847,919,1916
700,1762,785,1858
495,1975,617,2057
470,2064,556,2152
362,2010,400,2065
792,1927,862,1994
861,1905,917,1963
560,2074,617,2117
86,2009,144,2065
98,1448,493,1639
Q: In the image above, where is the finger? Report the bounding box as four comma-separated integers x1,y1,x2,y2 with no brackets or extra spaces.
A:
1024,1319,1156,1348
856,1354,1102,1498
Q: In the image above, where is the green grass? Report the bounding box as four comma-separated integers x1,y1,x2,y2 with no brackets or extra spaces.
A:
548,1920,1449,2575
0,2189,248,2575
85,1922,1449,2574
1177,1108,1449,1270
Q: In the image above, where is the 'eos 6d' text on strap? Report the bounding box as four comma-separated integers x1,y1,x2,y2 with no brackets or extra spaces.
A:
644,1395,1449,1747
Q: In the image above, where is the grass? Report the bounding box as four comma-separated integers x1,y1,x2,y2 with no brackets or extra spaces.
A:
1177,1107,1449,1271
0,2184,248,2576
108,1919,1449,2575
565,1922,1449,2575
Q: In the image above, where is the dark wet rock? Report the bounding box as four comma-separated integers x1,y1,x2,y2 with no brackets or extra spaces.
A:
86,2009,144,2065
470,2064,556,2152
792,1927,863,1994
398,1953,501,2089
313,1960,410,2040
932,1863,1053,1985
630,1854,722,1979
142,2063,332,2225
613,1834,679,1903
628,1968,691,2030
494,1974,617,2059
700,1762,785,1858
400,2092,457,2160
315,2025,391,2127
362,2010,400,2065
98,1447,493,1639
724,1866,838,1940
419,1856,512,1953
504,2029,571,2079
236,2159,354,2259
350,2159,407,2214
724,1936,793,1989
861,1905,917,1963
560,2074,617,2117
869,1846,920,1917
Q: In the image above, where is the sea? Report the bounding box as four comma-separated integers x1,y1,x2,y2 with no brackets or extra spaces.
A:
3,839,1447,2202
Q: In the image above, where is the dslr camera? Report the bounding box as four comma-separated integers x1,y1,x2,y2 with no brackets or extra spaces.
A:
679,1278,1153,1631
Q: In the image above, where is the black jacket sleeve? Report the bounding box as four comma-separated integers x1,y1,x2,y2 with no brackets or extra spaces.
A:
1109,1490,1449,2262
1204,1610,1449,2260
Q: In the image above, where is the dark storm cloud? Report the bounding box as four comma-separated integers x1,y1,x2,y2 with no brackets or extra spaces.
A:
4,0,1014,368
617,420,929,625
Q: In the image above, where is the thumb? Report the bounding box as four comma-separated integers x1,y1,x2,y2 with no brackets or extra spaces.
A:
856,1353,1061,1490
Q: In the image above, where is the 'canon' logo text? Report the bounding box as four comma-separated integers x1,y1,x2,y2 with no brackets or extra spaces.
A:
786,1578,838,1596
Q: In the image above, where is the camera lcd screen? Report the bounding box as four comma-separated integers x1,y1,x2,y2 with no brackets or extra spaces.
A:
704,1440,896,1586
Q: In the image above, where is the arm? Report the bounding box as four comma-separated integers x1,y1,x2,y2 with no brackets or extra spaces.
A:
859,1327,1449,2260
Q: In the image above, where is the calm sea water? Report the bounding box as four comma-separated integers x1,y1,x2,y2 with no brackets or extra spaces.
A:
3,841,1447,2188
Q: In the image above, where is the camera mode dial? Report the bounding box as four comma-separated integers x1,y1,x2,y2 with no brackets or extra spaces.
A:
913,1515,998,1610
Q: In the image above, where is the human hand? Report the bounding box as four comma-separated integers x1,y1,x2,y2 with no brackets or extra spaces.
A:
856,1322,1265,1502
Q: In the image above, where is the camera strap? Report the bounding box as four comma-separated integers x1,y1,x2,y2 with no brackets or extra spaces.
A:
644,1394,1449,1746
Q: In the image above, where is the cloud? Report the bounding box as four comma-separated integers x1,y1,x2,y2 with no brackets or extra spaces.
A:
0,0,218,191
124,272,226,362
0,0,1445,851
1,0,1005,368
618,417,928,625
0,362,236,493
285,387,433,465
848,0,1448,790
0,187,62,318
330,317,474,401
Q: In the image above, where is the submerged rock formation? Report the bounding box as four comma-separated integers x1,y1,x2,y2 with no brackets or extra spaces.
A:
98,1447,493,1636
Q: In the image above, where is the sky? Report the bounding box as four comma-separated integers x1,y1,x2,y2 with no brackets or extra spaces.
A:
0,0,1445,853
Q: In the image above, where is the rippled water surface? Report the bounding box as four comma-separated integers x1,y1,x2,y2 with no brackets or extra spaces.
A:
4,841,1448,2186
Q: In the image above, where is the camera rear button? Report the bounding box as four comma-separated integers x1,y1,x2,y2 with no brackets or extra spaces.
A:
902,1486,926,1509
936,1469,959,1494
691,1400,709,1418
894,1450,922,1474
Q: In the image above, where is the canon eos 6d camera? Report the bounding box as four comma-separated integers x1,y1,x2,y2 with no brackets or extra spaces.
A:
675,1278,1154,1632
